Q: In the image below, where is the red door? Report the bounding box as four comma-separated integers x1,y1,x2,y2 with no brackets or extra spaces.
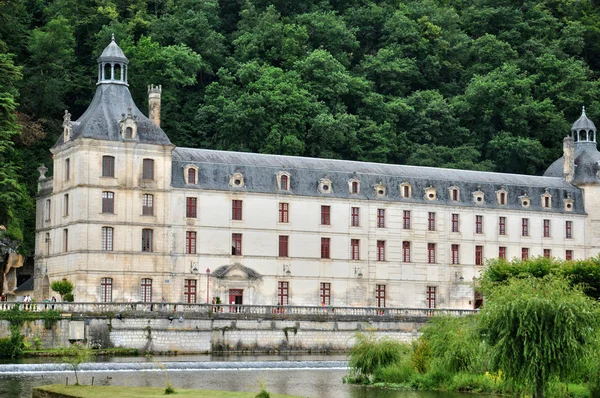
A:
229,289,243,312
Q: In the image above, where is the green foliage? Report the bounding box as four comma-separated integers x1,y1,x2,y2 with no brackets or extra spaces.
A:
50,280,73,300
347,333,408,382
61,343,95,386
63,293,74,302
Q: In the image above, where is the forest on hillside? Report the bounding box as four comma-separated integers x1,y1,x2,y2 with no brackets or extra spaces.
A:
2,0,600,254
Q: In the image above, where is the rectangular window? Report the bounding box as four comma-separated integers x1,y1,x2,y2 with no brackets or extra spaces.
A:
498,216,506,235
102,156,115,177
321,237,331,259
279,203,289,223
101,227,113,251
428,243,436,264
543,219,551,238
402,241,411,262
320,282,331,305
428,212,436,231
279,235,289,257
351,207,360,227
232,200,243,221
403,185,410,198
566,220,573,239
141,278,152,303
522,247,529,260
376,284,386,308
142,229,153,252
566,250,573,260
280,175,289,191
475,245,483,266
427,286,436,309
522,218,529,236
102,191,114,214
544,249,551,258
277,281,289,305
63,194,69,216
499,246,507,260
45,199,51,221
351,239,360,260
451,214,459,232
63,229,68,252
232,233,242,255
45,233,50,255
377,240,386,261
142,194,154,216
475,215,483,234
186,231,197,254
321,205,331,225
186,197,197,218
451,244,460,264
64,158,70,181
100,278,112,302
184,279,197,304
142,158,154,180
403,210,411,230
377,208,385,228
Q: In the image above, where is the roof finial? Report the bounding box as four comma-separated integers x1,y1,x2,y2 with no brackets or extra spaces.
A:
582,106,586,116
111,33,115,42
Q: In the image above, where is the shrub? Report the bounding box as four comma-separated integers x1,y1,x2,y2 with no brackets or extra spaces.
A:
50,279,73,300
449,372,498,393
348,333,408,380
373,361,415,384
411,337,431,373
63,293,74,302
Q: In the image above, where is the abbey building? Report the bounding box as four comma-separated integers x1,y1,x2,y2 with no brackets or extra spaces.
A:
33,38,599,308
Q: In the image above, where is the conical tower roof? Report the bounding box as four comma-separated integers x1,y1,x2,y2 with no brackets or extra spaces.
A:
571,106,596,132
98,34,128,64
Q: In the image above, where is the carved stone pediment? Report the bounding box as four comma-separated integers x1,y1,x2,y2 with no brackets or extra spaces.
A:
212,263,262,280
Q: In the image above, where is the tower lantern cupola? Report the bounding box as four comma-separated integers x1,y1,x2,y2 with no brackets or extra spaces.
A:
97,34,129,86
571,106,596,145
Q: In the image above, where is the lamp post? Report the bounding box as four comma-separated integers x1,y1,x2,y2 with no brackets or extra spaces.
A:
206,268,211,303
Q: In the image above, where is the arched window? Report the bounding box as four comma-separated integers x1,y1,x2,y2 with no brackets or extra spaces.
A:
114,64,121,81
352,181,359,194
188,168,196,184
125,126,133,138
281,175,288,190
103,63,111,80
500,192,506,205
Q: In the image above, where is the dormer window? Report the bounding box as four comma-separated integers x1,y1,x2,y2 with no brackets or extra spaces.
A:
472,189,485,205
277,172,291,191
564,195,574,212
425,187,437,201
183,165,199,185
230,172,245,188
541,190,552,209
449,186,459,202
120,107,138,140
496,187,508,205
319,178,332,194
400,182,412,199
374,183,386,197
519,194,531,208
348,178,360,195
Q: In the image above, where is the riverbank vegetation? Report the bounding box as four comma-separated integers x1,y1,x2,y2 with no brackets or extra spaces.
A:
346,257,600,398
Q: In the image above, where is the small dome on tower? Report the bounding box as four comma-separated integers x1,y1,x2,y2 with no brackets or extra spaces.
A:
571,106,596,132
97,34,129,86
98,34,128,64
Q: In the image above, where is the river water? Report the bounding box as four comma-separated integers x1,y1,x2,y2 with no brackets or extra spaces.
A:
0,355,489,398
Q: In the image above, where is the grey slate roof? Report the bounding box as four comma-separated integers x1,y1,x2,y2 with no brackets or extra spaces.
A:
172,148,585,214
98,36,128,63
54,84,172,147
572,110,596,132
14,277,34,293
544,142,600,185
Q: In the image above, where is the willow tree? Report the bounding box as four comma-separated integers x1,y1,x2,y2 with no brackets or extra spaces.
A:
479,276,599,398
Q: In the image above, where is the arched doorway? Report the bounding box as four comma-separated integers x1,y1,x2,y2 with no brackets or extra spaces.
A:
41,275,49,299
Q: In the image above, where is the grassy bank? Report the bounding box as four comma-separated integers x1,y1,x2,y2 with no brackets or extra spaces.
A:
34,385,304,398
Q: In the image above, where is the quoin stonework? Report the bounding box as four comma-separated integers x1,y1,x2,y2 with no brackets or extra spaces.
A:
33,38,600,309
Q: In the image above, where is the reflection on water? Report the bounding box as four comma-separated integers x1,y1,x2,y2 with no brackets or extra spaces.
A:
0,367,492,398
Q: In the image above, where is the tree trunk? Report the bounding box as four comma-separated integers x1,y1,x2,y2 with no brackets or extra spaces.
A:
535,374,544,398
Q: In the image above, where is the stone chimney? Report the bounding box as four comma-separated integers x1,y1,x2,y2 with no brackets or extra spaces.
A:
148,84,162,127
564,135,575,183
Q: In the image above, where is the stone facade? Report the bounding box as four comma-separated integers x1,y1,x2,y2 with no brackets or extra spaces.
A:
33,38,600,310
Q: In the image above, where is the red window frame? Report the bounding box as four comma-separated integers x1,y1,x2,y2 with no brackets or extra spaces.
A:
187,168,196,184
321,238,330,259
451,214,459,232
279,235,289,257
101,278,113,302
142,158,154,180
543,219,551,238
101,226,113,251
428,243,436,264
321,205,331,225
522,218,529,236
278,281,289,305
452,189,458,201
566,250,573,260
184,279,197,303
377,240,386,261
279,203,289,223
499,246,507,259
522,247,529,260
498,216,506,235
566,221,573,239
475,245,483,265
280,175,288,190
403,210,411,230
475,215,483,234
320,282,331,305
351,181,359,194
102,155,115,177
427,286,436,309
232,200,243,221
141,278,152,303
403,185,410,198
186,197,197,218
500,192,506,205
142,228,153,252
142,194,153,216
351,239,360,260
376,284,386,308
543,249,551,259
232,233,242,255
102,191,114,214
186,231,196,254
402,241,411,262
428,212,435,231
377,209,385,228
451,244,459,264
351,207,360,227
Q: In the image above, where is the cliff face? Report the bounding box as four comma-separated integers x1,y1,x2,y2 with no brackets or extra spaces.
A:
0,228,23,297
